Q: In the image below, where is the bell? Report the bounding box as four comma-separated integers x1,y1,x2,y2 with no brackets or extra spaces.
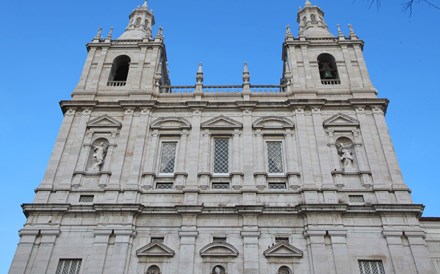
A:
323,70,334,79
320,62,334,79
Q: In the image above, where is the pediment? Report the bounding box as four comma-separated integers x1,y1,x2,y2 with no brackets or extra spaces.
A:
87,115,122,129
263,242,303,258
253,116,294,130
150,117,191,130
323,113,359,128
136,242,175,257
200,243,239,257
201,116,242,129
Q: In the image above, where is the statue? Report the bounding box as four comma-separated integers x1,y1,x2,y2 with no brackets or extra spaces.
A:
338,142,354,170
88,142,108,172
214,266,222,274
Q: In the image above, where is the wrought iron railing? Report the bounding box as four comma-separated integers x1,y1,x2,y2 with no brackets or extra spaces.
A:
107,81,127,87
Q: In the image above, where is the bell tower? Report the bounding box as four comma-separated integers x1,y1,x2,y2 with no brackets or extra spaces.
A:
72,0,169,100
283,0,376,98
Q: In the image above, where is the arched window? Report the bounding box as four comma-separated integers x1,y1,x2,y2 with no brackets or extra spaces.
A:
211,265,226,274
318,53,340,85
108,55,131,86
144,19,149,30
135,17,142,27
146,265,160,274
311,14,317,23
278,266,292,274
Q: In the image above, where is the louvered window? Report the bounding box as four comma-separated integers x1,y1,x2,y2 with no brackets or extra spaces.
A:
56,259,82,274
359,260,385,274
267,141,284,174
213,139,229,174
159,142,177,174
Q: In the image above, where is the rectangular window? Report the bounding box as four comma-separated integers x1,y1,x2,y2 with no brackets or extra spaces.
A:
56,259,82,274
150,237,164,243
349,195,365,203
212,182,230,189
155,182,174,190
159,142,177,174
79,195,94,203
267,141,284,174
268,182,287,189
358,260,385,274
275,237,289,244
213,138,229,174
213,237,227,244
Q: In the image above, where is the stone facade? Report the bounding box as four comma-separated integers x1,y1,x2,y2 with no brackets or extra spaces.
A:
9,1,440,274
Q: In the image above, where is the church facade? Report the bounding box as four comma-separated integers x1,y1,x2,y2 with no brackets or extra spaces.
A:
9,1,440,274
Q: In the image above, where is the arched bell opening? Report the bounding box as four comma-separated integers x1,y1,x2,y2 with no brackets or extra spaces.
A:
107,55,131,86
318,53,340,85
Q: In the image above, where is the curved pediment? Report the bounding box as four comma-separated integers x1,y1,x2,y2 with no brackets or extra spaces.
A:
200,242,239,257
201,116,242,129
252,116,294,130
263,242,303,258
323,113,359,128
136,242,175,257
150,117,191,130
87,115,122,129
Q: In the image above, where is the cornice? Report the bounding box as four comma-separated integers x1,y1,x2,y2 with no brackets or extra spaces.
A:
21,203,425,218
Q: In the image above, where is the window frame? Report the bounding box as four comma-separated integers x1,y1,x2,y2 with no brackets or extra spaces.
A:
56,259,82,274
212,137,231,175
157,140,178,175
265,139,286,175
358,260,386,274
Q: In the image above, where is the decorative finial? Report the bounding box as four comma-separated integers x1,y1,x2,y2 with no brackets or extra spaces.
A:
285,25,293,39
305,0,312,7
106,27,113,40
348,24,358,39
94,27,102,41
243,63,250,84
243,63,249,74
155,26,164,40
142,0,148,9
196,63,204,84
337,24,343,36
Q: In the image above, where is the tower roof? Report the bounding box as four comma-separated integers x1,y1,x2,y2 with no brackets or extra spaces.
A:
118,0,155,40
297,0,334,38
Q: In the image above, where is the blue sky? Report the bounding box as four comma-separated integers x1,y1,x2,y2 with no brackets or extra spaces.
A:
1,0,439,272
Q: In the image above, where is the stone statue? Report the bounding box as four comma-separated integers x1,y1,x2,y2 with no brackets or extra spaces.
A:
88,142,108,172
214,266,222,274
338,142,354,170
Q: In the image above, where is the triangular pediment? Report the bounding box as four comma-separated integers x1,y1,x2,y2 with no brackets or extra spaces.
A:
87,115,122,128
323,113,359,128
263,242,303,258
253,116,294,129
201,116,242,129
136,242,175,257
150,117,191,130
200,243,239,257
